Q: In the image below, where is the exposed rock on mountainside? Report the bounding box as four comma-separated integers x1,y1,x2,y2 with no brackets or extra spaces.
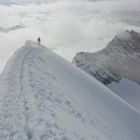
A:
73,30,140,111
73,30,140,85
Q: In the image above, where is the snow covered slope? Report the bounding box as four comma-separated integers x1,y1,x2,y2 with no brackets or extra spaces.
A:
108,79,140,112
0,41,140,140
73,30,140,112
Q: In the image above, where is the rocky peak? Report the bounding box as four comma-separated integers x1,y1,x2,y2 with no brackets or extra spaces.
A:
73,30,140,85
103,30,140,58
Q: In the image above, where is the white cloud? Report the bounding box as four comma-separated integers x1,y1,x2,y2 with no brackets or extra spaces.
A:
93,0,140,26
0,0,140,72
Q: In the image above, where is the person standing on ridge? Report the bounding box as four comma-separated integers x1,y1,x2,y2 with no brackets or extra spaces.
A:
37,37,41,44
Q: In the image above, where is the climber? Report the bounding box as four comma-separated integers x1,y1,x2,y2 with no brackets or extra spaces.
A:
37,37,41,44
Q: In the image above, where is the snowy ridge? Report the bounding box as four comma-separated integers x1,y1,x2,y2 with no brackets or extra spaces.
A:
73,30,140,112
0,41,140,139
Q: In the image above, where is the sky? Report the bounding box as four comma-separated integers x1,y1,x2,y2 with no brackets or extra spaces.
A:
0,0,140,72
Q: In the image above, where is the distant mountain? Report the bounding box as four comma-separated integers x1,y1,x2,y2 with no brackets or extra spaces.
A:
0,41,139,139
0,25,25,33
73,30,140,112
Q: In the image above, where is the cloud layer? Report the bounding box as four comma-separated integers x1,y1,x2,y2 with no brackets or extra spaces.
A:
0,0,140,72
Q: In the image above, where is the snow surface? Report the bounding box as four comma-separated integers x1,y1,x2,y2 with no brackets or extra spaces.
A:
73,30,140,112
108,79,140,112
0,41,140,140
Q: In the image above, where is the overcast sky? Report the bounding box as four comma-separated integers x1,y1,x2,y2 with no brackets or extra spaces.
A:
0,0,140,72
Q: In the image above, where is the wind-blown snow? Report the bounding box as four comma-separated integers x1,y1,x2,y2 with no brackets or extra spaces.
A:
0,41,139,140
